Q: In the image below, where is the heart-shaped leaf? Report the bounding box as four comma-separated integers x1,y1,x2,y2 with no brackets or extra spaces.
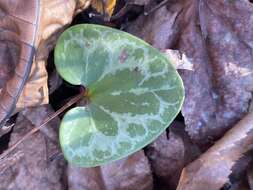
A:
54,24,184,167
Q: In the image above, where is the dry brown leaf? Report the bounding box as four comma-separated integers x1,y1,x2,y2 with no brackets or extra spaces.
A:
127,0,253,145
68,150,153,190
176,111,253,190
91,0,117,16
0,105,65,190
23,0,92,109
16,60,48,112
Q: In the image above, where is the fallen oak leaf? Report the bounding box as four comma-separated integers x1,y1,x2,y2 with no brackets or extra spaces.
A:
176,111,253,190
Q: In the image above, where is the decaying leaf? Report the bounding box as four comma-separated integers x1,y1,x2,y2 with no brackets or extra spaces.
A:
176,111,253,190
0,105,65,190
68,150,153,190
127,0,253,145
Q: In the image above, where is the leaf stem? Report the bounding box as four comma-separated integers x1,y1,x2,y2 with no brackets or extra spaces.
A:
0,87,85,160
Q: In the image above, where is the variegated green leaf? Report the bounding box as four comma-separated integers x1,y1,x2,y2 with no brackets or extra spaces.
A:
54,24,184,167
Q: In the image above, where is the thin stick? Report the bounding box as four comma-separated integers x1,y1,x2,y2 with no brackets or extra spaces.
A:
0,88,85,160
144,0,169,16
